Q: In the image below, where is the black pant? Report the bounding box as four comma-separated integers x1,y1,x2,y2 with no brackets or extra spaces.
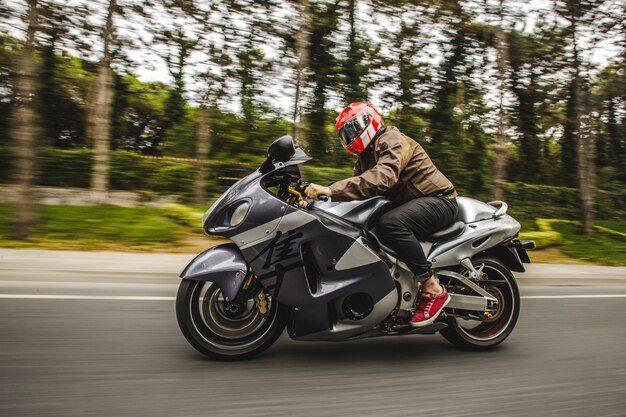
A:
378,196,458,279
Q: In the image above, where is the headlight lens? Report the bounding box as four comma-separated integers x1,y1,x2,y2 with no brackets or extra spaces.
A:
230,202,250,227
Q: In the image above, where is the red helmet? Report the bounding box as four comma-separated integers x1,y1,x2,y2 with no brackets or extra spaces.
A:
335,102,384,155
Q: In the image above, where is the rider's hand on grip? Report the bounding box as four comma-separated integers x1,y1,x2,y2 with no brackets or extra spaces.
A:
305,183,332,201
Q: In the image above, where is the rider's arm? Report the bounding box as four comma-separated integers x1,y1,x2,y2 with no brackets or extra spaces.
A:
328,133,410,201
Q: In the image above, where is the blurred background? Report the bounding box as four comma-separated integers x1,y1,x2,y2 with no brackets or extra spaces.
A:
0,0,624,264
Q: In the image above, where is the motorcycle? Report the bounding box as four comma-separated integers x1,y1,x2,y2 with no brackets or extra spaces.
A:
176,135,534,360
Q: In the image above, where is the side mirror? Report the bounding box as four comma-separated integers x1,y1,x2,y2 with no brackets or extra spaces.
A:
267,135,295,162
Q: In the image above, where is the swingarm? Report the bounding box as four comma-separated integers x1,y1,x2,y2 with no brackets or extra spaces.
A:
437,270,499,313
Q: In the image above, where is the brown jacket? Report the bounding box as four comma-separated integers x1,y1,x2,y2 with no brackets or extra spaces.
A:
328,126,457,204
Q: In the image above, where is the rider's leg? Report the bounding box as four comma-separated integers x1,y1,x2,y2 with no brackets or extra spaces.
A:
378,196,458,327
377,195,458,281
422,276,443,294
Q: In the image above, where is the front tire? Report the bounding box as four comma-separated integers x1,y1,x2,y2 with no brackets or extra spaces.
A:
440,256,520,350
176,280,288,361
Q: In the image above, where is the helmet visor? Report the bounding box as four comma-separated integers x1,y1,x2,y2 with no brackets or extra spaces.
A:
338,113,370,147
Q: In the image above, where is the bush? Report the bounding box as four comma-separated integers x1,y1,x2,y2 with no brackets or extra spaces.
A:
2,148,625,221
152,161,194,195
162,203,204,228
301,165,353,185
506,182,626,221
38,148,92,188
110,151,153,190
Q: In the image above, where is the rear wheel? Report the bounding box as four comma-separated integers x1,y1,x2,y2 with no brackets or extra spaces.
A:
176,280,288,361
440,256,520,350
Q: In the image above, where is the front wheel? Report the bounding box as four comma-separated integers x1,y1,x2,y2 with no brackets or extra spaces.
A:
176,280,288,361
440,256,520,350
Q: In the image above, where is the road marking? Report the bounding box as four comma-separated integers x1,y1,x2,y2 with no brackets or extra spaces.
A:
1,294,626,301
0,294,176,301
521,295,626,299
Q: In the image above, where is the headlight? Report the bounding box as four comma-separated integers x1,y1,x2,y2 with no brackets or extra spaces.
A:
230,202,250,227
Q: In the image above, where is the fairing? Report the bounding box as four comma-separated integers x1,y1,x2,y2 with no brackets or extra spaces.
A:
180,243,248,301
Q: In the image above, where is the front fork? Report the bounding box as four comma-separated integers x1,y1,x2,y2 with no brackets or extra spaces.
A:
227,269,270,317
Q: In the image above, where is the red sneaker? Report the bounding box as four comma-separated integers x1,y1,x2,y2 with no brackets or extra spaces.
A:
410,286,451,327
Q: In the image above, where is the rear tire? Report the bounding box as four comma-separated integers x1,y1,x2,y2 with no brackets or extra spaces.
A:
440,256,520,350
176,280,288,361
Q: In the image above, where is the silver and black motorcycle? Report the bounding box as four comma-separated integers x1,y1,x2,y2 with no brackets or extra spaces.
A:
176,136,535,360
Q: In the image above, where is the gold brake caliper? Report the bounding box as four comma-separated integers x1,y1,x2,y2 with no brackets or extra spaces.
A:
255,291,269,315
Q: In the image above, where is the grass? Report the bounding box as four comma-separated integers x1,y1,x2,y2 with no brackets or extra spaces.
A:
552,222,626,266
0,204,188,251
518,217,626,266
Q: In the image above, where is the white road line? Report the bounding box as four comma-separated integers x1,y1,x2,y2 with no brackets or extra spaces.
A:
1,294,626,301
0,294,175,301
522,294,626,299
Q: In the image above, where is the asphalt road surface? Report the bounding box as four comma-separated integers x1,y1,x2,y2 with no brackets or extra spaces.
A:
1,276,626,416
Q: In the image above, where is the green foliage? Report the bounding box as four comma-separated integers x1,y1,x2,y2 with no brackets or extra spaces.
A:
160,107,198,158
301,165,354,185
109,151,152,190
7,146,626,220
111,75,169,154
552,221,626,266
162,203,204,228
39,46,92,148
519,218,565,247
0,204,182,246
518,218,626,265
340,0,370,103
38,148,93,188
306,1,341,162
152,161,195,195
506,182,626,220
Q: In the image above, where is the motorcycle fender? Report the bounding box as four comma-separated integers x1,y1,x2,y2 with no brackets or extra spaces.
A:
180,243,248,301
485,244,526,273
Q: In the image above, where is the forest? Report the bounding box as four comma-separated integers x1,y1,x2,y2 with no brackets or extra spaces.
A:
0,0,624,244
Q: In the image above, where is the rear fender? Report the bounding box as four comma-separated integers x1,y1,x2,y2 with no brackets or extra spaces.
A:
180,243,248,301
481,244,525,273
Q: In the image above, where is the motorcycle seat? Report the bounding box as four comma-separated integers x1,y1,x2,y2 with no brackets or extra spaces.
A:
425,221,466,242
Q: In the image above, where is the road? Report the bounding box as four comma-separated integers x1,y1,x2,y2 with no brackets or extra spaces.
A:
1,252,626,416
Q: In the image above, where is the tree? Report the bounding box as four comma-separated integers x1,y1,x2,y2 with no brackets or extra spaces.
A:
11,0,39,238
376,3,432,142
428,1,472,190
291,0,311,148
340,0,370,104
305,0,340,163
87,0,117,203
555,0,605,234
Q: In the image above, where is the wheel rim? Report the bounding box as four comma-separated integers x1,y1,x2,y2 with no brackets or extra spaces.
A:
455,265,516,342
189,282,278,351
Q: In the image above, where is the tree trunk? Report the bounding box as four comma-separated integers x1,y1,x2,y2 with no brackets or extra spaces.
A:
491,23,509,201
194,105,211,205
11,0,39,239
292,0,310,149
570,17,594,235
578,96,595,235
88,0,116,204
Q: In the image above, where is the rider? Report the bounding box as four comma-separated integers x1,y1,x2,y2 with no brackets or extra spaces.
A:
305,102,458,327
